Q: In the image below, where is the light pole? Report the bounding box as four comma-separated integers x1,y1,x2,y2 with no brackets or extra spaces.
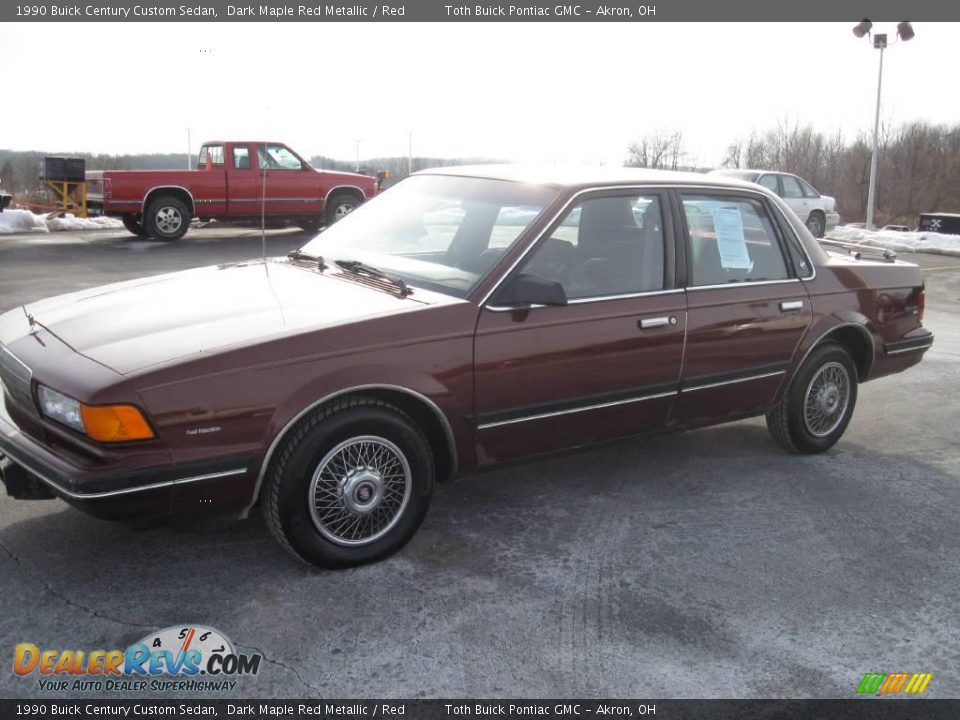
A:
853,20,914,230
355,138,362,173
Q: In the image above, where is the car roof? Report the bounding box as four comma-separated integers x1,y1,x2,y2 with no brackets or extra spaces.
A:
710,168,788,176
414,163,763,191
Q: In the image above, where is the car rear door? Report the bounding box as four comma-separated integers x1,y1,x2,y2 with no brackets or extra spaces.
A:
473,189,686,465
671,189,812,426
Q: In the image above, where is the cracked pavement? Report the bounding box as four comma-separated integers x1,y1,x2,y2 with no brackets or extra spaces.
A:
1,228,959,698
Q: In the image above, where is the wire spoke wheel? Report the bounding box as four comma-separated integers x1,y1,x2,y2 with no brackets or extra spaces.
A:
308,435,412,547
803,361,850,437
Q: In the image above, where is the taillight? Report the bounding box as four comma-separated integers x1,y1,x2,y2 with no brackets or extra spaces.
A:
918,288,925,322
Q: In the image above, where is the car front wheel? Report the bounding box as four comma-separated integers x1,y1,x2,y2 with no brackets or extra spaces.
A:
766,342,858,454
263,397,435,568
806,211,826,238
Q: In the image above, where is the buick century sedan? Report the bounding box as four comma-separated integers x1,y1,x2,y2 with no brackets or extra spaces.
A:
0,167,934,567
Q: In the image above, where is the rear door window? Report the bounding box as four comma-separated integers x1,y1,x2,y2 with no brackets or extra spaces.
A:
681,194,789,286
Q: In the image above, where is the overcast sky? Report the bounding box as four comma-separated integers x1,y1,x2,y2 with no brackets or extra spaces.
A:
1,21,957,167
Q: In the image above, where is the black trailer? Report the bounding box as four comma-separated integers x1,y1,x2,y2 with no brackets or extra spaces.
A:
919,213,960,236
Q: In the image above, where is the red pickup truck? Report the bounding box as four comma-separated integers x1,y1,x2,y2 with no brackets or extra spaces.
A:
85,141,377,241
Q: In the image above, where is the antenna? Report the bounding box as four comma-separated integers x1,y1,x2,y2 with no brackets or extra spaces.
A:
261,144,268,263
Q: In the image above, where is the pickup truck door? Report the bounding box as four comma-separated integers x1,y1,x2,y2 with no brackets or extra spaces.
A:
473,190,686,465
671,190,812,425
256,143,322,217
226,144,261,217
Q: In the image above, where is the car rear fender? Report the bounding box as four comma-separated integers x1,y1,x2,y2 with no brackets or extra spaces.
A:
776,315,876,403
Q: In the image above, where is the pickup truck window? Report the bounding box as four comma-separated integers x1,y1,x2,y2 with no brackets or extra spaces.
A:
258,144,303,170
199,144,224,166
300,175,558,298
233,146,251,170
682,194,789,286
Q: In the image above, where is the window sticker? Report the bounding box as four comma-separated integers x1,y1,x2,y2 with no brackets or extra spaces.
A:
711,205,753,270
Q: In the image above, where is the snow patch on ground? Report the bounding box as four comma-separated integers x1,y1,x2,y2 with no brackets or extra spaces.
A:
827,225,960,258
0,209,123,235
0,209,49,234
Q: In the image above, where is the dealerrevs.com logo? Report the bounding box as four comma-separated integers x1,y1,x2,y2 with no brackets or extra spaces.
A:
13,625,262,693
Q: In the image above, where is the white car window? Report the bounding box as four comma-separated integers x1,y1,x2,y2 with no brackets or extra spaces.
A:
758,175,779,194
781,176,804,199
798,178,821,199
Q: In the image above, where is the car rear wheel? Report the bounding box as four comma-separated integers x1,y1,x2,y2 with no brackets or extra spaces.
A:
806,211,826,238
766,342,858,454
144,196,191,241
121,213,148,237
324,192,360,226
263,397,434,568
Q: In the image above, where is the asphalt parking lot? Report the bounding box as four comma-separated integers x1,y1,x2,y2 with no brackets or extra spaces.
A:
1,226,958,699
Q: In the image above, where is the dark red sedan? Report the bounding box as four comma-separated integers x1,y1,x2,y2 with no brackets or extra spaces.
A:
0,167,933,567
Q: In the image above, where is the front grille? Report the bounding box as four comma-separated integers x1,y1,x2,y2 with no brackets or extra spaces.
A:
0,345,37,417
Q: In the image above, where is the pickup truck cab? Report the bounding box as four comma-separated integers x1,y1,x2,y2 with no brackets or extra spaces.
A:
85,141,377,240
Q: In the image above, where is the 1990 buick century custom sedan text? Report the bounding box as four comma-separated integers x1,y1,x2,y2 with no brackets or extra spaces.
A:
0,167,934,567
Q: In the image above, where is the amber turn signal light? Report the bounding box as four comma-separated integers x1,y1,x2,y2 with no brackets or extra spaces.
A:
79,404,155,442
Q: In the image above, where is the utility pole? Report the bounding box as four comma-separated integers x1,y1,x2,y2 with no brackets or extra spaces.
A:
186,128,192,170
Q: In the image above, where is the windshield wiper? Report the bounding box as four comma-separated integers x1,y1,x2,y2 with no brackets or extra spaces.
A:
287,249,327,270
334,259,412,297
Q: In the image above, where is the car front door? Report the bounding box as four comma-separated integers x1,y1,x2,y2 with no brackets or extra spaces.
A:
473,190,687,465
779,174,810,222
671,190,812,426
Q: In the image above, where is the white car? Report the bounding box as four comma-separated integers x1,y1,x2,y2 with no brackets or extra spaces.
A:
709,169,839,238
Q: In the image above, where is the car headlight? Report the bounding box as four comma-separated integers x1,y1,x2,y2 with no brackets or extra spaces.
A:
37,385,84,433
37,385,155,442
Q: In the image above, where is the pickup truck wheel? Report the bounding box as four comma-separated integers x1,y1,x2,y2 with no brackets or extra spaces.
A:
263,397,434,568
121,214,148,237
766,342,858,454
324,192,360,226
144,196,191,241
806,211,826,238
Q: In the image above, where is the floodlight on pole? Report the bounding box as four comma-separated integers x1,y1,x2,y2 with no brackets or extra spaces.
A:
853,19,914,230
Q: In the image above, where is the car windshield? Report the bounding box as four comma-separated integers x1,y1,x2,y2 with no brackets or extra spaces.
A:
300,175,559,298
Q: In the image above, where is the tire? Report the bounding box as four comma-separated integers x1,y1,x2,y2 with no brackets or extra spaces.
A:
766,342,858,454
324,192,360,226
299,218,323,234
806,211,826,238
121,213,148,237
144,196,191,241
263,397,435,568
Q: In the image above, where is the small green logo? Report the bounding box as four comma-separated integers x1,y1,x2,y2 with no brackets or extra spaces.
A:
857,672,932,694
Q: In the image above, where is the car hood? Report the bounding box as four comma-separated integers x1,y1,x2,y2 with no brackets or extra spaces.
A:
24,260,431,375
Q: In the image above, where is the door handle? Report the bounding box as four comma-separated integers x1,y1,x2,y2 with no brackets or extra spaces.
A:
780,301,804,312
639,316,673,329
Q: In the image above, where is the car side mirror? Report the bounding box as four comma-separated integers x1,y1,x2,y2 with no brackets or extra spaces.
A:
491,273,567,308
